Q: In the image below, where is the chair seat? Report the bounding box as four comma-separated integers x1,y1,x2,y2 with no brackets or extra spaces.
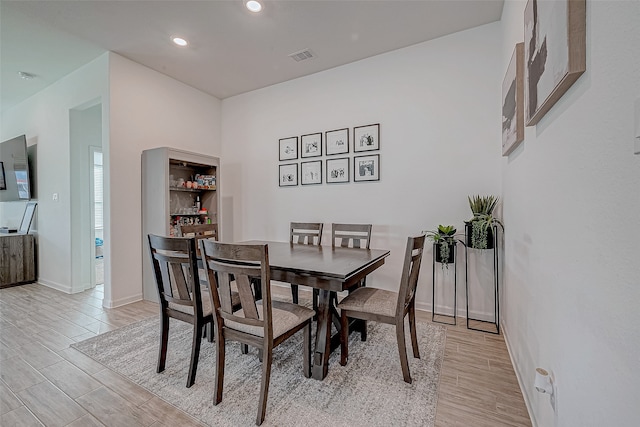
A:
169,289,240,317
337,287,398,318
226,300,314,339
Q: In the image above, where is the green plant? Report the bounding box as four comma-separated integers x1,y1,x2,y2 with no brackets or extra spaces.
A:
466,195,502,249
424,225,457,268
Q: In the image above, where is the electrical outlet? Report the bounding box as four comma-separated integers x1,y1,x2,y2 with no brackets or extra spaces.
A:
52,193,58,201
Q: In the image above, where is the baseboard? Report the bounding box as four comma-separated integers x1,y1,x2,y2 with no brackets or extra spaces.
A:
502,322,536,427
103,293,143,309
37,279,72,294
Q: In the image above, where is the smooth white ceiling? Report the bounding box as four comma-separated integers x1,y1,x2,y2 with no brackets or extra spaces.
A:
1,0,504,112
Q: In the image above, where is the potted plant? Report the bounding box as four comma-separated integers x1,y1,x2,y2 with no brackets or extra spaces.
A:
465,195,502,249
424,225,457,268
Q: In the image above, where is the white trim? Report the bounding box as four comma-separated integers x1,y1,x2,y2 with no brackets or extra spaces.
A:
502,322,536,427
37,279,72,294
103,293,143,309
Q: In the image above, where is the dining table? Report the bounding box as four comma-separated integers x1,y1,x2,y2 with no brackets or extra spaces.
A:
242,240,390,380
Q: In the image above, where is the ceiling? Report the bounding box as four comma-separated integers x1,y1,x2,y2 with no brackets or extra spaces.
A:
1,0,504,112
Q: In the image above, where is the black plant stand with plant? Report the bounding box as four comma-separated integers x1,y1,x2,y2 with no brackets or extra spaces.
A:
464,224,501,334
431,240,462,325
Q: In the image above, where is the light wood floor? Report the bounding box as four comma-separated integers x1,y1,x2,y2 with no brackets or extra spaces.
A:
0,283,531,426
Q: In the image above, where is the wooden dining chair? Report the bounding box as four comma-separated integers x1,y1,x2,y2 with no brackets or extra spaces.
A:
289,222,323,304
337,234,426,384
178,223,218,250
199,240,314,426
147,234,213,388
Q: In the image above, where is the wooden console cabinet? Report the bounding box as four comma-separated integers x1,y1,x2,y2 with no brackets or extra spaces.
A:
0,233,36,288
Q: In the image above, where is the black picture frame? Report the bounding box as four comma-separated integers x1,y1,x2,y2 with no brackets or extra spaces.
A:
326,157,350,184
353,123,380,152
279,163,298,187
0,162,5,190
300,133,322,158
301,160,322,185
354,154,380,182
325,128,349,156
279,136,298,161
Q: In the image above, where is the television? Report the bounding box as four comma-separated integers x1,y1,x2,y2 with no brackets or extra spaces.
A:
0,135,31,201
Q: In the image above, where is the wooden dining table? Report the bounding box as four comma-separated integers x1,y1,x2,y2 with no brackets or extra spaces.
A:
242,240,390,380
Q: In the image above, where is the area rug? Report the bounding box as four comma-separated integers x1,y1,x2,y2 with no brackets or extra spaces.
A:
72,316,446,426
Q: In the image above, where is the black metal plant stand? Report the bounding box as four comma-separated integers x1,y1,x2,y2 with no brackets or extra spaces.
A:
465,224,500,334
431,241,459,325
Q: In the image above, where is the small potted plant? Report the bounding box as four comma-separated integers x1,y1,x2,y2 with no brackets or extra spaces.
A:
465,195,503,249
424,225,457,268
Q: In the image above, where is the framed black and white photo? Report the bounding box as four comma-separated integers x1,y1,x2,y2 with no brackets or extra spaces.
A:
326,157,349,184
354,154,380,182
325,128,349,156
301,133,322,158
279,163,298,187
353,123,380,152
279,136,298,161
0,162,5,190
301,160,322,185
502,43,524,156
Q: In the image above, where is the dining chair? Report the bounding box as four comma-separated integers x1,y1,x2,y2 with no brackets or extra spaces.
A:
178,223,218,249
337,234,426,384
147,234,213,388
199,240,314,426
289,222,323,304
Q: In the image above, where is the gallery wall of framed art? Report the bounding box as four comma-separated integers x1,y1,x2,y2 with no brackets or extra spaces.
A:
277,123,380,187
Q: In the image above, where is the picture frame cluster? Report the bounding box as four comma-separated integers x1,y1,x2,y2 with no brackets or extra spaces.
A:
279,123,380,187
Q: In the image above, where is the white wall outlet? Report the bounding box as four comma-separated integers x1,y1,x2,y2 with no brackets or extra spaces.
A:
52,193,59,201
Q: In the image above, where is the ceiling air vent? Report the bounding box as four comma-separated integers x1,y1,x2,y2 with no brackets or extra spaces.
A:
288,48,316,62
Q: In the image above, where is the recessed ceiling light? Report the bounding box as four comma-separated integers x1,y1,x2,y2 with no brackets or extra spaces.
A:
246,0,263,13
171,36,188,47
17,71,35,80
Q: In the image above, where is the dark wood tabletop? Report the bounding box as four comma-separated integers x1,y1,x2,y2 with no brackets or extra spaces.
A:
241,240,390,379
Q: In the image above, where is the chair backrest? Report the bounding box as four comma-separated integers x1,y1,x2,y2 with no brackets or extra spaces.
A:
290,222,323,245
179,223,218,240
331,223,372,249
199,240,273,341
395,235,427,316
148,234,202,315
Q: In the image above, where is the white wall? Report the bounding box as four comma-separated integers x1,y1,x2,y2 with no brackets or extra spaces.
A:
221,23,503,312
500,1,640,426
0,55,109,292
107,53,222,307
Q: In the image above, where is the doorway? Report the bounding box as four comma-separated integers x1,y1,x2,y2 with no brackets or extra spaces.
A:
90,147,104,287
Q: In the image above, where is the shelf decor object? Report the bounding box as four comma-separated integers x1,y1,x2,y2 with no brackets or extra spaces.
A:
354,154,380,182
279,136,298,161
300,132,322,158
524,0,586,126
279,163,298,187
326,157,350,184
301,160,322,185
353,123,380,152
502,42,525,156
325,128,349,156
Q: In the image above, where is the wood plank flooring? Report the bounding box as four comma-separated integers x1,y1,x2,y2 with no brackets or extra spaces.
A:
0,283,531,426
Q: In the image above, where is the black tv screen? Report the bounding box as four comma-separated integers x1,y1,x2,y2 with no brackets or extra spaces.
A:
0,135,31,201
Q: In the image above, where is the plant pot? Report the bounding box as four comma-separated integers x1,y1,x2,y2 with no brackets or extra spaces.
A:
465,222,494,249
434,241,456,264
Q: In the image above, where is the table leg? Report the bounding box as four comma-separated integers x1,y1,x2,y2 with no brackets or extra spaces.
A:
312,289,332,380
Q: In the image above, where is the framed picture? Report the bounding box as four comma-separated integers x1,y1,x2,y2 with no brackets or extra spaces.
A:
502,43,524,156
354,154,380,182
326,157,349,184
353,123,380,152
279,163,298,187
325,128,349,156
0,162,5,190
301,160,322,185
279,137,298,161
524,0,586,126
301,133,322,158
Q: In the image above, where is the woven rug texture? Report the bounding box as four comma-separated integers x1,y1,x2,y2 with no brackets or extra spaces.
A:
72,315,445,426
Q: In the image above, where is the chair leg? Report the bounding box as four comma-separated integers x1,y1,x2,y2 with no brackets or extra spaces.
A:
157,313,169,373
241,343,249,354
187,319,203,388
396,320,412,384
303,323,311,378
291,284,299,304
408,305,420,359
340,312,349,366
256,346,273,425
213,328,225,405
